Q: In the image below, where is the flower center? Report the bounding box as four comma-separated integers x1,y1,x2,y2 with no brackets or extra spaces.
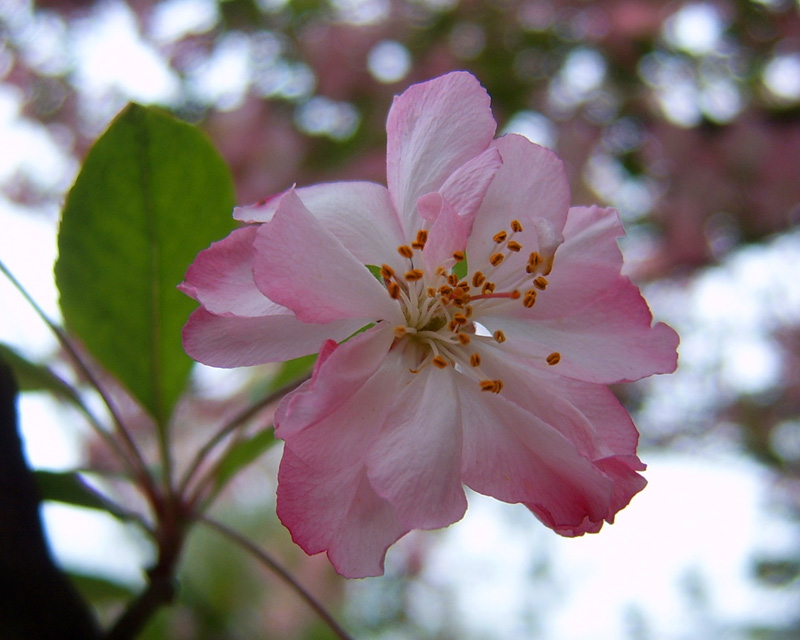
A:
378,220,563,393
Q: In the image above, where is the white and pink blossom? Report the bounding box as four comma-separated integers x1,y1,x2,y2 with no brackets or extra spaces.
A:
180,71,679,578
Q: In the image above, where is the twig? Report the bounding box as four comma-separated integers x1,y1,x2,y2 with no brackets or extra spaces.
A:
0,260,158,505
197,515,353,640
177,375,309,501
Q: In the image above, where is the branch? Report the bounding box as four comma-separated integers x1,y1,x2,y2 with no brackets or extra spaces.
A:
197,515,354,640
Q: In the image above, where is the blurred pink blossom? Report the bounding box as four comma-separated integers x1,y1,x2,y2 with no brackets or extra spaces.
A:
180,72,679,578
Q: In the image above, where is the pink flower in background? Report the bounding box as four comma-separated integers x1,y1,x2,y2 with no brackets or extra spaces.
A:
180,72,679,578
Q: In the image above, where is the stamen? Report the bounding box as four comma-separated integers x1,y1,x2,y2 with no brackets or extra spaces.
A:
427,286,436,297
523,290,537,308
453,250,465,262
482,282,496,294
447,273,459,286
412,230,428,250
453,313,468,326
493,230,507,243
533,276,548,290
405,269,424,281
507,240,522,252
480,379,504,393
490,253,504,267
394,326,407,338
546,352,561,366
388,281,401,299
472,271,486,288
458,333,471,345
470,353,482,367
432,355,449,369
398,244,414,258
510,219,523,233
380,264,395,279
493,330,506,343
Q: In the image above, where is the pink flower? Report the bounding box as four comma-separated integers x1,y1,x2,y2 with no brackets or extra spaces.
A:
180,72,679,578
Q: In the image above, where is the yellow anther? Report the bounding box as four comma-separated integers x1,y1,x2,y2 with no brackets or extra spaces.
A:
464,305,474,318
546,352,561,366
507,240,522,252
453,250,465,262
447,273,459,286
482,281,496,294
470,353,482,367
480,379,504,393
526,252,542,273
493,330,507,343
533,276,548,290
439,285,453,296
398,244,414,258
453,313,468,325
394,326,407,338
510,219,523,233
411,229,428,250
509,290,521,299
490,253,504,267
493,230,507,243
432,355,449,369
388,281,401,299
523,290,537,308
458,333,471,345
426,287,436,297
472,271,486,288
405,269,425,281
380,264,395,279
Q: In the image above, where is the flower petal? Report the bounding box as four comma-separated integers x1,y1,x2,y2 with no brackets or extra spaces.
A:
253,189,404,325
277,448,409,578
179,225,275,317
472,344,642,461
439,146,503,227
235,181,406,270
467,134,570,274
386,71,496,231
274,325,399,466
480,206,679,383
458,374,615,533
418,193,469,271
182,307,364,367
367,365,467,530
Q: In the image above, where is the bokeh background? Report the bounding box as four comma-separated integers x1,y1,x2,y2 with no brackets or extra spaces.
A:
2,0,800,638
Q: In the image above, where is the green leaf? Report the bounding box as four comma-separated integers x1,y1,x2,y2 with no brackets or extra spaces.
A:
212,429,277,494
365,264,383,281
0,343,81,405
55,104,235,425
68,572,137,604
35,470,121,515
453,255,468,280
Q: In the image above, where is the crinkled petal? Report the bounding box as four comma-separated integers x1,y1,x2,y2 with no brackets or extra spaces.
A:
438,146,503,227
179,225,275,317
277,448,409,578
182,307,364,367
458,374,616,533
480,206,679,383
418,193,469,271
253,189,404,325
367,365,466,530
467,134,570,276
386,71,496,231
235,181,406,271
